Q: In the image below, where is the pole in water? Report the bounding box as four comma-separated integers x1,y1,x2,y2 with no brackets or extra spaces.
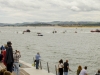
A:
55,65,57,75
33,57,35,67
40,60,42,69
47,62,50,73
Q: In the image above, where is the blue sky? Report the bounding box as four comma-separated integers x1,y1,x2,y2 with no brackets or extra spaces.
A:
0,0,100,23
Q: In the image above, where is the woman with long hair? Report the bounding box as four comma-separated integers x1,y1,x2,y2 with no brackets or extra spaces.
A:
77,65,82,75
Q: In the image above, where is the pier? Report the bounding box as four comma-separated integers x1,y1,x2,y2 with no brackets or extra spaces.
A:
0,60,55,75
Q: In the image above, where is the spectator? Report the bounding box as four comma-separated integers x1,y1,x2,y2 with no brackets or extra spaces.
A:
95,69,100,75
58,59,63,75
13,50,21,75
77,65,82,75
0,45,5,50
4,41,14,73
1,49,6,66
35,52,40,69
0,51,3,62
63,60,71,75
79,66,88,75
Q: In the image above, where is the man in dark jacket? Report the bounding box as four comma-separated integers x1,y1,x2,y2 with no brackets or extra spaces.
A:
4,41,14,72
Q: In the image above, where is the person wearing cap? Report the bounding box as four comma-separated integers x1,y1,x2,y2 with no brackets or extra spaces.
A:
4,41,14,73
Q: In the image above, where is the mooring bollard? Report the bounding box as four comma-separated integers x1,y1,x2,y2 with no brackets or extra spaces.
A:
47,62,50,73
40,60,42,69
33,57,35,67
55,65,57,75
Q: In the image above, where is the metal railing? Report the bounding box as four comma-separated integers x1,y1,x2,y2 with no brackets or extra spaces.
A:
33,57,58,74
47,62,50,73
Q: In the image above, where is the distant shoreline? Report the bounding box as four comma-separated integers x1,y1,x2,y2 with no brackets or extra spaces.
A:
57,25,100,28
0,26,100,28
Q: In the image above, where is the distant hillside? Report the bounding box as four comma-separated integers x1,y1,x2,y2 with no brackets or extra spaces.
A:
0,21,100,27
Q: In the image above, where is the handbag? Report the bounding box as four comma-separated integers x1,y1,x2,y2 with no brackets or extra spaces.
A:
34,60,36,62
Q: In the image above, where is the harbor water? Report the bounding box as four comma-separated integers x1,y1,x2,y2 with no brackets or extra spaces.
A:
0,27,100,75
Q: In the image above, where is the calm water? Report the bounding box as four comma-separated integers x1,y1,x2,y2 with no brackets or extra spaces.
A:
0,27,100,75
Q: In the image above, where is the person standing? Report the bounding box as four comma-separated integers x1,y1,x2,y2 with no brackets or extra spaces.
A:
77,65,82,75
0,51,3,62
63,60,71,75
13,50,21,75
4,41,14,73
35,52,40,69
79,66,88,75
1,44,7,66
58,59,63,75
0,45,5,50
95,69,100,75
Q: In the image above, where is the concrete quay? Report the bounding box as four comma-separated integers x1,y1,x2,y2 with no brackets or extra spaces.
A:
0,60,55,75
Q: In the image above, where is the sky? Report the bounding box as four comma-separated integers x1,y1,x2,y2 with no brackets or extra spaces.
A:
0,0,100,23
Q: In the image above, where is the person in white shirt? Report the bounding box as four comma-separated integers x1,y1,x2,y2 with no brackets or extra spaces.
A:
58,59,63,75
79,66,88,75
13,50,21,75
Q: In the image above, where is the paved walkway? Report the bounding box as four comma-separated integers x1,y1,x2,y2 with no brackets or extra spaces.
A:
19,60,55,75
0,60,55,75
0,62,30,75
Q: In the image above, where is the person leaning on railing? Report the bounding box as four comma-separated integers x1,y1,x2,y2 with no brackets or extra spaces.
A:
35,52,40,69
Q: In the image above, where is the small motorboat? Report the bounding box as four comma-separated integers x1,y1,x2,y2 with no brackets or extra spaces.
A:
26,29,30,32
91,29,100,32
23,29,30,33
75,31,77,33
38,34,43,36
37,33,43,36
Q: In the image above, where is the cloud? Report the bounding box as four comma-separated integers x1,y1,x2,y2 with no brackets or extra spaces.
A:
70,0,100,11
71,6,80,11
1,0,100,11
0,0,100,23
